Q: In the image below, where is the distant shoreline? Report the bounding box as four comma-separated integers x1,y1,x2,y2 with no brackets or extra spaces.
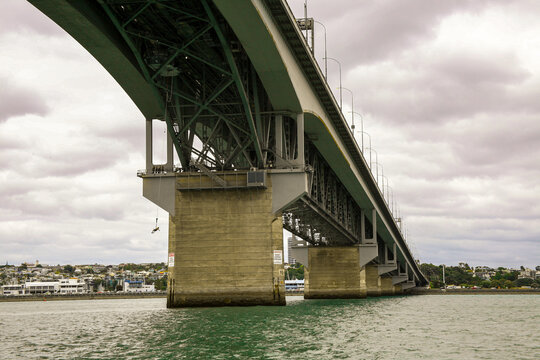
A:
410,288,540,295
0,292,166,302
2,289,539,303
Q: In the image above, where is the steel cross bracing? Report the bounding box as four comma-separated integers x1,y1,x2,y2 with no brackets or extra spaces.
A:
100,0,387,255
282,143,375,247
99,0,276,170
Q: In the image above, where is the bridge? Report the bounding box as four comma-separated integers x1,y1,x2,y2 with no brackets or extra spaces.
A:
29,0,428,307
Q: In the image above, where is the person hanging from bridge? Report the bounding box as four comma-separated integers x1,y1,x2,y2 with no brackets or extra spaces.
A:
151,217,160,234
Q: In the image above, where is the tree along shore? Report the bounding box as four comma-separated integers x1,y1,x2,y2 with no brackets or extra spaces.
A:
420,263,539,289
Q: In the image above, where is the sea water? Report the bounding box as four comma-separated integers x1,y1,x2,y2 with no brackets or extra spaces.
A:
0,295,538,359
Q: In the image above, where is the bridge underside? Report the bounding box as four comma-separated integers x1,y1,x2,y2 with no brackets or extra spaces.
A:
28,0,427,307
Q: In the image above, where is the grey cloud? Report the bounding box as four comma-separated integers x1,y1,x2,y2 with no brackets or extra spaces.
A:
0,132,28,150
294,0,499,66
348,51,535,127
0,218,167,265
69,194,127,221
447,116,540,172
397,174,540,218
0,76,50,122
0,1,64,36
432,52,530,86
89,119,146,152
1,138,128,178
414,238,539,268
36,151,122,177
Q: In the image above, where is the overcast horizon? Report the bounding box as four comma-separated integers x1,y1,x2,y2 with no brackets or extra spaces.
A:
0,0,538,268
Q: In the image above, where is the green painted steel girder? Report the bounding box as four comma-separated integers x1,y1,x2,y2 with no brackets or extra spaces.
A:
201,0,263,167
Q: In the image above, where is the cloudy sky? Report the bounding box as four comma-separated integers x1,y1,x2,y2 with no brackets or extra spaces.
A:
1,0,539,268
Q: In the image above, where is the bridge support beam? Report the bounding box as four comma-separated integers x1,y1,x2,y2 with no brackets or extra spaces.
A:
304,247,367,299
365,264,381,297
167,174,285,307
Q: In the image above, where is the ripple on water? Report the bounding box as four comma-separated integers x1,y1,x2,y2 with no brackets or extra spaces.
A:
0,295,539,359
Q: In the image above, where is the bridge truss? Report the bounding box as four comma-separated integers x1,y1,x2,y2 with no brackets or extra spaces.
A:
99,0,382,249
101,0,274,170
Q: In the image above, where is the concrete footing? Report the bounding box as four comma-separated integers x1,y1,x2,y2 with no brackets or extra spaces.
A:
304,247,367,299
167,174,285,307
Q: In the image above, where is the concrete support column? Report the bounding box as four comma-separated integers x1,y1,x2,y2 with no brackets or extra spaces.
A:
380,277,394,296
365,264,381,297
394,284,403,295
146,119,153,172
167,174,285,307
304,246,367,299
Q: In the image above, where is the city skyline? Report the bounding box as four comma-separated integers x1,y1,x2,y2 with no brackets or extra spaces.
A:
0,0,539,268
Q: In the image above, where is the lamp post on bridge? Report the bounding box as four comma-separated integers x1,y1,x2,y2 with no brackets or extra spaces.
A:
386,183,395,215
366,147,378,184
339,87,354,131
377,165,386,198
380,173,388,201
303,0,308,41
395,205,402,231
323,57,342,109
314,20,327,79
350,111,364,152
358,130,371,164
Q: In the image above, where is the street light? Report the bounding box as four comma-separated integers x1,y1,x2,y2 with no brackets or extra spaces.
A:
357,130,370,163
303,0,308,40
380,173,388,199
323,57,342,109
339,86,354,131
314,20,327,79
395,205,402,231
350,111,364,152
385,183,395,214
366,146,378,182
377,164,385,196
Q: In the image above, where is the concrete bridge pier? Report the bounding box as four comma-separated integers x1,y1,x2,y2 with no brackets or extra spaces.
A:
378,243,398,296
304,250,404,298
166,173,286,307
304,246,367,299
392,262,409,295
304,208,383,299
380,277,395,296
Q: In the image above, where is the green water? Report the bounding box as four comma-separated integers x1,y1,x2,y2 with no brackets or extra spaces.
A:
0,295,538,359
